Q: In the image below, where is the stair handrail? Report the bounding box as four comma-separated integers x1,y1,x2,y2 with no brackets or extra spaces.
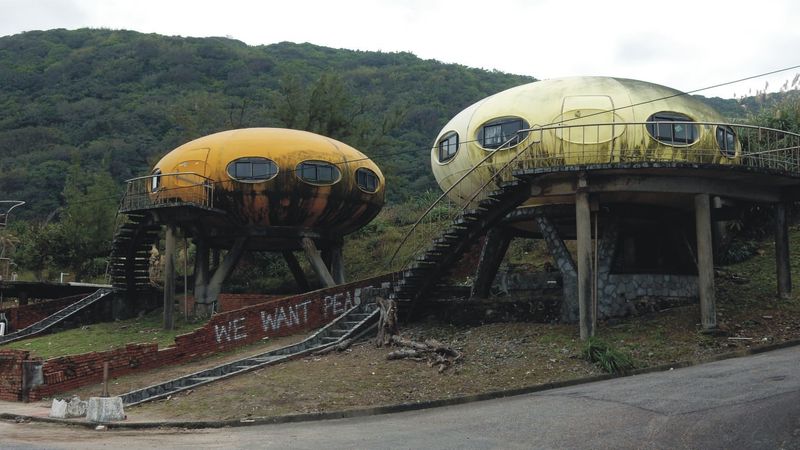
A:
386,120,800,275
388,132,537,272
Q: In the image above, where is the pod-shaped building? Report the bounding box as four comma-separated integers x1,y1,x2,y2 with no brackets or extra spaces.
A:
431,76,737,205
150,128,385,235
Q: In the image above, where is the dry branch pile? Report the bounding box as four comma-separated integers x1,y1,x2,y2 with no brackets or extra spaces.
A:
386,335,463,373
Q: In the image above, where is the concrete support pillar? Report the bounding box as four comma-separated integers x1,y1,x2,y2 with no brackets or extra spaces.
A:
775,202,792,299
211,248,221,273
198,237,247,317
576,190,595,340
471,227,513,299
282,251,310,291
193,238,210,309
694,194,717,331
329,243,346,285
163,224,176,330
301,237,336,288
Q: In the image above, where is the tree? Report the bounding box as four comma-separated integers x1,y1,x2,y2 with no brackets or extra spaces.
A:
52,158,119,280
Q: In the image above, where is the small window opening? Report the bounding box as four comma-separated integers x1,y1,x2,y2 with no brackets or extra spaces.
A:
716,125,736,158
438,132,459,162
151,169,161,192
478,117,530,149
356,168,379,193
226,157,278,182
297,161,341,185
645,112,699,146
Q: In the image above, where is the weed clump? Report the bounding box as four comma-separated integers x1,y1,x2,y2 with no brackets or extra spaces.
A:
582,337,635,374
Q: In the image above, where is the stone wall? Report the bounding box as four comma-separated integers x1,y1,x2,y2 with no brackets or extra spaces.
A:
532,214,698,322
0,273,394,402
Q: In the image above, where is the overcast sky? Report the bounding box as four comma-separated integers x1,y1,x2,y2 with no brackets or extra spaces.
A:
1,0,798,99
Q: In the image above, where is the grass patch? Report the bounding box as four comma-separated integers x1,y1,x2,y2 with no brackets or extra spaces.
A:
2,309,203,359
582,337,636,374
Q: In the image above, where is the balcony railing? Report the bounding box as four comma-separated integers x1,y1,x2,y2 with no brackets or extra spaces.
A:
388,122,800,272
120,172,215,212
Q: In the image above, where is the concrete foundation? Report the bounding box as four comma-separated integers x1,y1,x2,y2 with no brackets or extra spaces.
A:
86,396,125,423
50,396,88,418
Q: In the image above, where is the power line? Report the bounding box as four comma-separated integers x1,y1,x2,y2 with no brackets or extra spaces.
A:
20,64,800,209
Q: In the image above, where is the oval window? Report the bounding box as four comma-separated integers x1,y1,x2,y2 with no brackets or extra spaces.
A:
151,169,161,192
437,132,459,163
226,157,278,182
476,117,530,150
645,112,699,146
297,160,341,185
356,168,380,193
716,125,736,158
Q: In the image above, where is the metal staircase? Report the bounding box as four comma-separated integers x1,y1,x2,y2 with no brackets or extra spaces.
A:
0,288,114,345
121,300,379,406
107,213,161,291
391,180,531,303
387,133,539,306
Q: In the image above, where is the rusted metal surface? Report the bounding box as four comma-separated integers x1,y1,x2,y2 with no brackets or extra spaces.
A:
121,128,384,236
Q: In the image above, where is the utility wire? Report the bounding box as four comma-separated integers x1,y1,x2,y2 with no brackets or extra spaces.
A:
27,63,800,208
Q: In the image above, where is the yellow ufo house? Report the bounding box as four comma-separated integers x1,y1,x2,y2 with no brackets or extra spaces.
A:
114,128,385,317
390,76,800,339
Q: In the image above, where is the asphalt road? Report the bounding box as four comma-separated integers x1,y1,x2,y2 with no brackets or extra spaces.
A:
2,346,799,449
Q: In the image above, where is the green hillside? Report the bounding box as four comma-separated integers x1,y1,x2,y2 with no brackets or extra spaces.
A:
0,28,535,219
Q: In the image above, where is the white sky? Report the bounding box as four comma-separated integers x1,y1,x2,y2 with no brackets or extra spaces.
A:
1,0,799,99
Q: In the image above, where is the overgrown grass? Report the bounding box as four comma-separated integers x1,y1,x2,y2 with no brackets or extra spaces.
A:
2,309,203,359
582,336,636,374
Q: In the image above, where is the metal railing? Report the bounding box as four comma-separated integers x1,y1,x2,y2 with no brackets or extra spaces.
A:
388,122,800,272
120,172,215,212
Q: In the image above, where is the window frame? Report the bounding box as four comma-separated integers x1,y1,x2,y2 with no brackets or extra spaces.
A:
645,112,700,147
225,157,279,183
476,117,530,150
296,160,342,186
715,125,737,158
437,131,460,163
151,169,161,192
355,167,380,193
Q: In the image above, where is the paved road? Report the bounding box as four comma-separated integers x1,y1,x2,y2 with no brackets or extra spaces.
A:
2,346,799,449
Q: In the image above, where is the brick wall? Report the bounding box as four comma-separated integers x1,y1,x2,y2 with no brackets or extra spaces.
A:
218,293,284,312
0,294,86,331
0,349,29,401
0,273,394,402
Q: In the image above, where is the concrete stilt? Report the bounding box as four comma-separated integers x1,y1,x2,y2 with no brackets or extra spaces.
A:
282,250,310,291
301,237,336,288
471,227,513,299
163,224,176,330
329,243,346,285
775,202,792,299
193,238,210,311
576,190,595,340
198,237,247,317
694,194,717,331
211,248,220,273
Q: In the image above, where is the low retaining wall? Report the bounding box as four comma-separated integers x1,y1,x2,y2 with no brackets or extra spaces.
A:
0,274,393,402
0,294,86,332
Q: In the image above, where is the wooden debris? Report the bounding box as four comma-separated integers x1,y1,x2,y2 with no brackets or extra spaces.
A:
313,338,353,356
375,297,398,347
385,335,462,372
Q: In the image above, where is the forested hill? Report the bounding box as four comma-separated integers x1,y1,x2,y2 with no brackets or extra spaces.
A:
0,28,535,219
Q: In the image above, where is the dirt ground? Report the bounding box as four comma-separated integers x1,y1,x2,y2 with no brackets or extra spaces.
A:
17,238,800,423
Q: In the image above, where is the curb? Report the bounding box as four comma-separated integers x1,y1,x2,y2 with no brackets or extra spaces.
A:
3,337,800,430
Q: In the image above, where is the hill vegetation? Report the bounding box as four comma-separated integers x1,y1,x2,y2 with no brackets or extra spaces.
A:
0,28,798,283
0,28,534,220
